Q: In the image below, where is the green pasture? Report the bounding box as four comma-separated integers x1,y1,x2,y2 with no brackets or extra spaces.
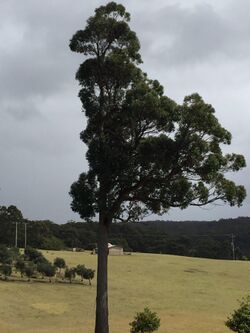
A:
0,250,249,333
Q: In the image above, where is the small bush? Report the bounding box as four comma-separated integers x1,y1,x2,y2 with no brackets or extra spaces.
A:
75,265,95,284
226,296,250,333
75,264,86,281
54,257,66,272
8,247,20,261
37,262,56,282
130,308,160,333
82,268,95,285
65,267,76,283
0,245,12,264
24,263,36,281
24,247,48,264
0,264,12,280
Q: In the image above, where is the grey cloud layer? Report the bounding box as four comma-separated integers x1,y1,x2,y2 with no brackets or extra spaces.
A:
133,1,250,68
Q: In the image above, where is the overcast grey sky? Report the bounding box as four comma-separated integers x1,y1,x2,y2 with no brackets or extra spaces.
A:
0,0,249,223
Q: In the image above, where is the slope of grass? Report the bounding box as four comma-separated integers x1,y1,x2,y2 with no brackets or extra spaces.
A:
0,250,249,333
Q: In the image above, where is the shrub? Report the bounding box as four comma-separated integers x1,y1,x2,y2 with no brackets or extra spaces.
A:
226,296,250,333
24,247,48,264
37,262,56,282
82,268,95,285
24,264,36,281
75,264,86,281
8,247,20,261
75,265,95,285
54,257,66,273
0,264,12,280
130,308,160,333
65,267,76,283
0,245,12,264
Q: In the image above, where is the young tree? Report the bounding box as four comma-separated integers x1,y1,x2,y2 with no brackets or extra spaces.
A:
37,262,56,282
76,264,95,284
54,257,66,274
64,267,76,284
83,268,95,285
24,246,47,264
226,296,250,333
75,264,86,281
69,2,246,332
130,308,160,333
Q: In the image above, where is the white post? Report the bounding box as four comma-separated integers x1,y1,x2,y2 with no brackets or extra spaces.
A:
231,234,235,260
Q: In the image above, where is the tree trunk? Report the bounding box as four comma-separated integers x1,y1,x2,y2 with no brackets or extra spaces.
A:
95,214,110,333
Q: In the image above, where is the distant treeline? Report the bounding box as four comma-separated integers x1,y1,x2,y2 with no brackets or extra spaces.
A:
1,205,250,260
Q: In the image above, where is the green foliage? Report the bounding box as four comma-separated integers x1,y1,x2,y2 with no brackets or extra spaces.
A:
75,264,86,280
42,236,65,250
0,245,12,264
82,268,95,285
26,219,60,249
226,296,250,333
0,264,12,280
24,263,36,280
1,217,250,259
69,2,246,224
37,262,55,281
65,267,76,283
0,205,23,222
75,264,95,284
129,308,160,333
8,247,20,262
24,246,48,264
15,257,26,276
54,257,66,271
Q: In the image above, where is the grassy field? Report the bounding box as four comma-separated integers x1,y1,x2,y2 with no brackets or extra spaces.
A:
0,251,249,333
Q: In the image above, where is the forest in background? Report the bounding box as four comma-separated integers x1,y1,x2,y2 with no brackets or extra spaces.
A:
0,205,250,260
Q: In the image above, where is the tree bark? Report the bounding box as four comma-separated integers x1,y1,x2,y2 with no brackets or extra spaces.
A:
95,214,110,333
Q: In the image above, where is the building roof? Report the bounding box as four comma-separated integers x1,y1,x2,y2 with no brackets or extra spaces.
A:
108,243,123,249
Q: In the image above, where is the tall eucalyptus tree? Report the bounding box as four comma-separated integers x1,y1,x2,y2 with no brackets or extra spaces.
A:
69,3,246,332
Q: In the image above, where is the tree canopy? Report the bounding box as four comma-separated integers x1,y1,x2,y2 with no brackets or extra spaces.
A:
69,2,246,224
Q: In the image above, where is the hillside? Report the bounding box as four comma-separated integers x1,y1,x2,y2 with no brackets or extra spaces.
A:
0,251,249,333
1,206,250,259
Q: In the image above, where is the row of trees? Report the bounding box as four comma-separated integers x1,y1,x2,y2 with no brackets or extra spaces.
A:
1,206,250,260
0,246,94,284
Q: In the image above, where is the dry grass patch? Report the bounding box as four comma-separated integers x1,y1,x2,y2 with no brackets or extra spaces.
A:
0,250,249,332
